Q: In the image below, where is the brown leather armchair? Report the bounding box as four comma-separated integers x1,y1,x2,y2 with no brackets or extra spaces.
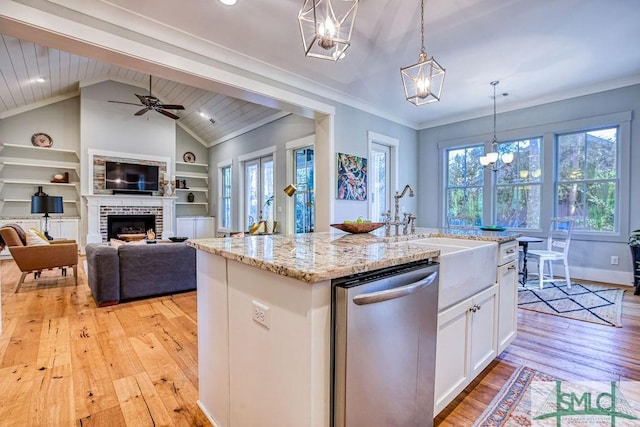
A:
0,225,78,292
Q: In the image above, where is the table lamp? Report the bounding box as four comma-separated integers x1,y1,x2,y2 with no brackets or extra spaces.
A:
31,186,64,240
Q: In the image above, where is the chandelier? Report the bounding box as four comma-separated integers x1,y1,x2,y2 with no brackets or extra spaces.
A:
479,81,513,171
298,0,359,61
400,0,445,106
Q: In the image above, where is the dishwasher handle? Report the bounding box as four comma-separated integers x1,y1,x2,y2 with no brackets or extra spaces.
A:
352,271,438,306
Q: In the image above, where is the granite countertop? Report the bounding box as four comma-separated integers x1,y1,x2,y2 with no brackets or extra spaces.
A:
188,227,520,283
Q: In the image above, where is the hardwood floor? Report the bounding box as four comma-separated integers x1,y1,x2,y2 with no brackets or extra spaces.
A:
0,258,209,427
1,259,639,426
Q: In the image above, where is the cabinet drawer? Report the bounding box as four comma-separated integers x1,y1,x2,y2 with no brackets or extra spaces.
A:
498,241,518,266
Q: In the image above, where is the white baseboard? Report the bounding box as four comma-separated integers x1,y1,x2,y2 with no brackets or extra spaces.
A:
569,266,634,286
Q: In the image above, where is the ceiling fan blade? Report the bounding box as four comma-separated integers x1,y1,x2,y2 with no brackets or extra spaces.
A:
135,94,152,105
135,108,149,116
108,100,144,106
158,104,185,110
157,109,180,120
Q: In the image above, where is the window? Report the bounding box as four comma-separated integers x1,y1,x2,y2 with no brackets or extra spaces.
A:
219,165,232,230
556,127,618,232
445,145,484,226
293,147,315,233
495,137,543,229
245,155,274,227
369,143,389,222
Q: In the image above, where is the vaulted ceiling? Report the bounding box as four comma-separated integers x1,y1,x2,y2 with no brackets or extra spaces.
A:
1,0,639,142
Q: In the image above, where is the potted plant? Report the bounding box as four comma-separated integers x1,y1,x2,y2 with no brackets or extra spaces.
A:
630,229,640,295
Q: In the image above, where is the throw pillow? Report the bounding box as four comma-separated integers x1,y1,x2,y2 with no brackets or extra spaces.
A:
30,227,48,241
26,229,50,246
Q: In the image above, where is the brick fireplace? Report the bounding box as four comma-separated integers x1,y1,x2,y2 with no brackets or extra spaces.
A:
84,194,175,243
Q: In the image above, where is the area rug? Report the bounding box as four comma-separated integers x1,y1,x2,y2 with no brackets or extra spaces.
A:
473,366,640,426
518,280,625,327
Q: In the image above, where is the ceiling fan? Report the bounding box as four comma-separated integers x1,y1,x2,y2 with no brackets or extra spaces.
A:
108,75,185,119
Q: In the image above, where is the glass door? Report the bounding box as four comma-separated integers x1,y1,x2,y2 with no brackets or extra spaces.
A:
369,143,390,222
294,147,314,233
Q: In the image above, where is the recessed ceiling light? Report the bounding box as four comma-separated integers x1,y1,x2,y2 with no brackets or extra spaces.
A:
219,0,236,5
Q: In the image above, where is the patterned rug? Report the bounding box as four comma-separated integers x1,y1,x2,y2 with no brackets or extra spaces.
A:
473,366,640,426
518,280,625,327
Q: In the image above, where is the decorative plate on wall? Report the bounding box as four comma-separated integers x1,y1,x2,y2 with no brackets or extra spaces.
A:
31,132,53,148
183,152,196,163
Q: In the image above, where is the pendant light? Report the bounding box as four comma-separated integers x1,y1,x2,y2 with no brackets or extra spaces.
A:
479,81,513,171
298,0,359,61
400,0,445,106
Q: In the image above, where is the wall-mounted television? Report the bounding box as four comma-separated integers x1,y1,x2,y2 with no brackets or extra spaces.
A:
105,161,159,193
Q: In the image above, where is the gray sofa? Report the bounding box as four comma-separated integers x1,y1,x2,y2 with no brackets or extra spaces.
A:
85,242,196,306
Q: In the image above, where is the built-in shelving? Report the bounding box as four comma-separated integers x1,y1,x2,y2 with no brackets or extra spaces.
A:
175,160,210,217
0,141,81,217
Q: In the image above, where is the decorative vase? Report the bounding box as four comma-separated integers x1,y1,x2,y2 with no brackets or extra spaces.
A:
187,192,195,203
265,215,274,234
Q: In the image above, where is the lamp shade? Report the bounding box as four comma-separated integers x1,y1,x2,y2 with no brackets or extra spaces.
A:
31,195,64,214
284,184,297,197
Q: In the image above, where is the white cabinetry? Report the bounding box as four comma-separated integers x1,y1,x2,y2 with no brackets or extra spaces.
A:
176,216,215,239
497,259,518,353
175,161,209,217
0,143,80,217
48,218,79,242
434,284,498,415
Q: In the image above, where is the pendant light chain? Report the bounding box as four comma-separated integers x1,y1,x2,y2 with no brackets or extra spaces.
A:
420,0,425,54
493,81,497,145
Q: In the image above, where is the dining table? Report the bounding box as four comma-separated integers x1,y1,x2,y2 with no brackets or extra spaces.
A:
517,236,544,284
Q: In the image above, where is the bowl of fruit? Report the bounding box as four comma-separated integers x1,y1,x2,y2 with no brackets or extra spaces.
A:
330,217,385,234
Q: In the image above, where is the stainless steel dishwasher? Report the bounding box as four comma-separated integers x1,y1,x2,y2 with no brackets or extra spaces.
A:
332,260,439,427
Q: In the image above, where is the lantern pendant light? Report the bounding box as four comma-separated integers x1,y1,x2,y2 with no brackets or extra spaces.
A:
298,0,359,61
400,0,445,106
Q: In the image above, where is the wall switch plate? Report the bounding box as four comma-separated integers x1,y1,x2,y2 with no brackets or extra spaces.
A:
252,300,270,329
277,205,283,213
611,256,619,265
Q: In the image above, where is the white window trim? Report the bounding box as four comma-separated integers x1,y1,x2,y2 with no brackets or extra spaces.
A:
217,158,232,233
436,110,632,242
367,131,399,220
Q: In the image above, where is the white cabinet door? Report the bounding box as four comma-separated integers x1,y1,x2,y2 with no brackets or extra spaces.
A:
48,218,79,241
176,218,196,239
195,217,215,238
434,283,498,415
469,285,498,377
434,298,472,414
497,259,518,353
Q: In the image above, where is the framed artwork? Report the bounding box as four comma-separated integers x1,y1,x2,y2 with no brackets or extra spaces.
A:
336,152,367,201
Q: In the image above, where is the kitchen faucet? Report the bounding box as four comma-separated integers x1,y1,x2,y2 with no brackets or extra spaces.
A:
383,184,416,236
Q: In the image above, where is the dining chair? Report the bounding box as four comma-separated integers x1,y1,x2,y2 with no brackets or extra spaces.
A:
527,218,574,289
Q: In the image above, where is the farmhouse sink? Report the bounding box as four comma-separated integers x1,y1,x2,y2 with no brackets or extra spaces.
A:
407,238,498,310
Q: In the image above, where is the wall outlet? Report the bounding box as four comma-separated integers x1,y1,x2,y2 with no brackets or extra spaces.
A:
252,300,270,329
611,256,619,265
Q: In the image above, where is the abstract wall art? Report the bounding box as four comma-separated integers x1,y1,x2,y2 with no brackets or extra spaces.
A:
336,152,367,201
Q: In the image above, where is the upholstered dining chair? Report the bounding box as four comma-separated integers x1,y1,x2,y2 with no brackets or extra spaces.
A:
0,224,78,293
527,218,574,289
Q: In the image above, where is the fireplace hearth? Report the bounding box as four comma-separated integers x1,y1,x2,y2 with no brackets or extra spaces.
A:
107,215,156,240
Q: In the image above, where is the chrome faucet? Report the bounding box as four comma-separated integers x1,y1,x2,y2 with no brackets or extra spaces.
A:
384,184,416,236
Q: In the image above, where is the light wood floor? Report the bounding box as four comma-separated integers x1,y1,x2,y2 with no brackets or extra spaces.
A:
1,259,639,426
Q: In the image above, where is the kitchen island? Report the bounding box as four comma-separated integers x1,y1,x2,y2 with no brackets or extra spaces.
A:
188,228,518,427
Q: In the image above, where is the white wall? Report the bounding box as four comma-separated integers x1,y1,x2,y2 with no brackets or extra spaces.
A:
79,80,176,195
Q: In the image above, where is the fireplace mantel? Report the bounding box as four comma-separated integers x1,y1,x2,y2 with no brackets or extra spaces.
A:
83,194,176,243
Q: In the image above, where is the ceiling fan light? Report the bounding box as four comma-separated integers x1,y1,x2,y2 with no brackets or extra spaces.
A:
298,0,358,62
